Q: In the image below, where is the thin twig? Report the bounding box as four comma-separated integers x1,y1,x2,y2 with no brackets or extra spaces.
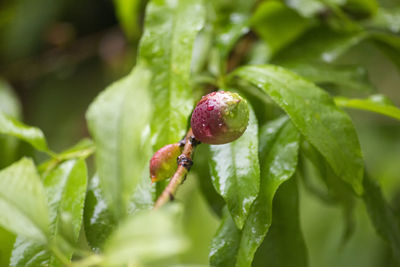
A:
226,32,256,73
153,128,198,209
153,32,257,209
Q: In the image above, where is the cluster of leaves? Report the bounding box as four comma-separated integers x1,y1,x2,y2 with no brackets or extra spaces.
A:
0,0,400,266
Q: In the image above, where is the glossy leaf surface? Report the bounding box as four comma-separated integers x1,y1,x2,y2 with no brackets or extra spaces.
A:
232,64,364,194
253,178,308,267
236,119,301,267
209,117,300,267
209,207,240,267
84,175,117,252
138,0,205,150
209,107,260,229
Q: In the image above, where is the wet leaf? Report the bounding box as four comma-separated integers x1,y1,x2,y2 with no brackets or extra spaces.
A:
236,119,301,267
209,117,301,267
253,178,308,267
209,107,259,229
84,174,117,252
209,207,240,267
231,64,364,194
138,0,205,150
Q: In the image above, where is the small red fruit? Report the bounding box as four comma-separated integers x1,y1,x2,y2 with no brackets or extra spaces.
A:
191,91,249,144
149,143,182,183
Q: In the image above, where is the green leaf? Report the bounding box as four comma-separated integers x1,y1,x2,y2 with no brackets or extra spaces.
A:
209,207,240,267
286,63,374,92
236,119,301,267
212,0,256,61
300,140,356,243
250,1,311,56
0,111,48,153
193,144,225,218
209,107,260,229
0,79,21,118
335,94,400,120
273,27,367,65
38,138,95,175
128,161,155,214
114,0,143,40
103,204,188,266
371,32,400,70
86,65,152,219
231,64,364,194
208,117,300,267
0,79,21,168
374,42,400,70
0,158,50,242
85,171,154,252
84,175,117,252
345,0,378,17
368,8,400,33
11,159,88,266
284,0,326,17
253,178,308,267
0,226,15,267
363,174,400,263
138,0,205,150
44,159,87,242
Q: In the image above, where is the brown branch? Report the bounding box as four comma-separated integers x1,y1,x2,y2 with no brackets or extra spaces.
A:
226,31,257,73
153,128,198,209
153,32,256,209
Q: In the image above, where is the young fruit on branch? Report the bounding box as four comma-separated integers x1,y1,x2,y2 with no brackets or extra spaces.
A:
191,91,249,144
150,143,182,182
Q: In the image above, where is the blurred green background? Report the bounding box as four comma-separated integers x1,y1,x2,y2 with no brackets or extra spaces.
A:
0,0,399,266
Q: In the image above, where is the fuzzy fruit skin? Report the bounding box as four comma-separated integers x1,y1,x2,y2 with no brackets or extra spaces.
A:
150,143,182,182
191,91,249,144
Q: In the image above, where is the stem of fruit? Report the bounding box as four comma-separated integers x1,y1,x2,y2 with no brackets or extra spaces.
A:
153,33,255,209
154,128,198,209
